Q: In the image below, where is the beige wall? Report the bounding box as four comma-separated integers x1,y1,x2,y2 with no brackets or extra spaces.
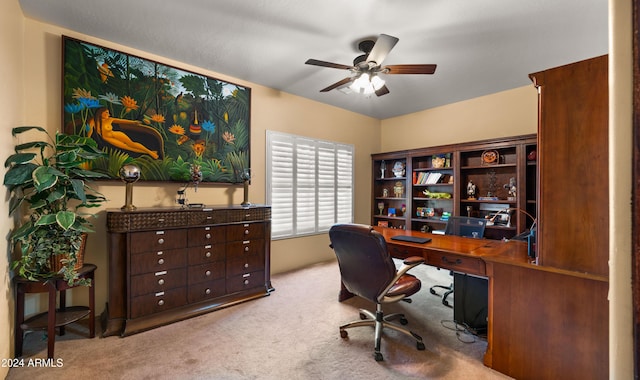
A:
380,86,537,152
1,0,24,375
609,0,633,378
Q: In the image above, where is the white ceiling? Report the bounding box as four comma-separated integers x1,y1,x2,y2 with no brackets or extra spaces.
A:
19,0,608,120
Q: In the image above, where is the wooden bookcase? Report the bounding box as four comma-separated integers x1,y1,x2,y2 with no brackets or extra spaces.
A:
372,134,536,240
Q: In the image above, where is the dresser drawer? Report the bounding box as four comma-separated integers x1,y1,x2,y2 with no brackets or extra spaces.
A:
187,244,226,265
226,239,264,258
130,287,187,319
131,268,187,297
387,243,425,260
130,248,187,275
130,229,188,254
226,223,265,241
187,226,226,247
188,262,225,285
226,271,265,294
188,209,227,226
426,252,486,276
226,254,265,278
187,279,226,303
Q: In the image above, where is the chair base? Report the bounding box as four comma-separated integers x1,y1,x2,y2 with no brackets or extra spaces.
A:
429,283,453,308
339,304,425,361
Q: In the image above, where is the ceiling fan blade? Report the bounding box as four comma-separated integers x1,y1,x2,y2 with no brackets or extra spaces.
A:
375,85,390,97
366,34,399,66
384,64,437,74
320,77,354,92
305,59,353,70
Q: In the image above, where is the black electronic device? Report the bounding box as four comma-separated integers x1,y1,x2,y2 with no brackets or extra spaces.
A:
390,235,431,244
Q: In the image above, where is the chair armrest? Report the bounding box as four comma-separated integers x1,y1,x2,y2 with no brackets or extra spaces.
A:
403,256,425,266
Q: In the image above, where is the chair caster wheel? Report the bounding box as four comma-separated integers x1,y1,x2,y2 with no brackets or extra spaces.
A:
399,317,408,325
443,300,450,307
429,289,437,295
359,313,366,320
417,341,426,350
340,330,348,339
374,352,384,361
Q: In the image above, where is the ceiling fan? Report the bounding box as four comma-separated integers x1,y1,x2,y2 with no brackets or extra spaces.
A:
305,34,437,97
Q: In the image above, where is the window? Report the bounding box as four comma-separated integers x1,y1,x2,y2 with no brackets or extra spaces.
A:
266,131,354,239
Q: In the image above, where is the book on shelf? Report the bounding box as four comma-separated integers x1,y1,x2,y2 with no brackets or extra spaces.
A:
415,172,444,185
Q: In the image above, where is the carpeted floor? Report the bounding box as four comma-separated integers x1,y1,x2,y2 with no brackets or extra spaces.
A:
8,260,512,380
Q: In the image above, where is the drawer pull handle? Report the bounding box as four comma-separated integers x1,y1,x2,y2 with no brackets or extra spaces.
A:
206,252,212,258
441,256,462,265
158,258,165,265
158,279,165,285
244,246,250,252
158,299,165,306
244,230,250,235
244,263,249,268
205,288,211,295
205,270,212,276
243,279,250,285
155,271,167,276
158,238,165,244
206,216,212,220
206,233,211,239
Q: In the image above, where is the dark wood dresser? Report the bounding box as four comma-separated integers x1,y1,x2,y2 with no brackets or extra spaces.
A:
101,205,272,337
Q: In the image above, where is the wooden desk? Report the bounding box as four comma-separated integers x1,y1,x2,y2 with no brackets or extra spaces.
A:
364,227,607,380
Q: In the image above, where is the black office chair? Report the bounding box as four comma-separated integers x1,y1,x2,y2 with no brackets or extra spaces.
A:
329,223,426,361
429,216,487,307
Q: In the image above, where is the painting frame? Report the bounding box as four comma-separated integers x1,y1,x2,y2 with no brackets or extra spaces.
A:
62,35,251,184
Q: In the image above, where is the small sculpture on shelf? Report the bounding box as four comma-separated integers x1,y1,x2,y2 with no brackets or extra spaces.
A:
380,160,386,178
467,180,477,200
393,181,404,198
504,177,517,200
392,161,405,177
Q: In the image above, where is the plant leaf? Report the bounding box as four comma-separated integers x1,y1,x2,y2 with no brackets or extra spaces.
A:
56,210,76,230
4,153,36,168
33,166,57,191
4,163,37,185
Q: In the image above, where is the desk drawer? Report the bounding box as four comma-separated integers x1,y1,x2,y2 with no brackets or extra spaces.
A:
388,244,424,260
426,252,485,276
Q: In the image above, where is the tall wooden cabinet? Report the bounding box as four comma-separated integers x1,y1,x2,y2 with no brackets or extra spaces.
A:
372,135,536,240
484,55,609,379
102,205,272,337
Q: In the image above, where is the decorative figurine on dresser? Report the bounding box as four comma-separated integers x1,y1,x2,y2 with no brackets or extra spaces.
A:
102,205,273,337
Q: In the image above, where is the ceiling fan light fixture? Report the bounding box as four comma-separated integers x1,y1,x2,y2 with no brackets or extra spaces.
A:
350,73,384,95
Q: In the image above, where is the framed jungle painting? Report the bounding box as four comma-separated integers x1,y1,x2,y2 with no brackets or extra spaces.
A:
62,36,251,183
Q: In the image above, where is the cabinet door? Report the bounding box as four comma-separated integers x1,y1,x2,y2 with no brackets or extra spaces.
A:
531,55,608,276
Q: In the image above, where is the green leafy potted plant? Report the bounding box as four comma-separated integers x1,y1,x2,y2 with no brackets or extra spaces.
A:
3,126,109,285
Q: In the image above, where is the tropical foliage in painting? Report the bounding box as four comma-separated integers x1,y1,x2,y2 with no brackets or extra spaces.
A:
62,36,250,183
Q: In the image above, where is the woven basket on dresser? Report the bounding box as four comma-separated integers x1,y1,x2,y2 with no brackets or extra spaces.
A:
48,233,87,273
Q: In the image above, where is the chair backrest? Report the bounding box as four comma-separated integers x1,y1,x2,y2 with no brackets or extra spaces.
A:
444,216,487,238
329,224,396,303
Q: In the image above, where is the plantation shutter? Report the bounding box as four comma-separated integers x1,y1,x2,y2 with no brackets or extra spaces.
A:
266,131,354,239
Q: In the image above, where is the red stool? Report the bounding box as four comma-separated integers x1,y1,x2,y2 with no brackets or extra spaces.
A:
14,264,96,358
